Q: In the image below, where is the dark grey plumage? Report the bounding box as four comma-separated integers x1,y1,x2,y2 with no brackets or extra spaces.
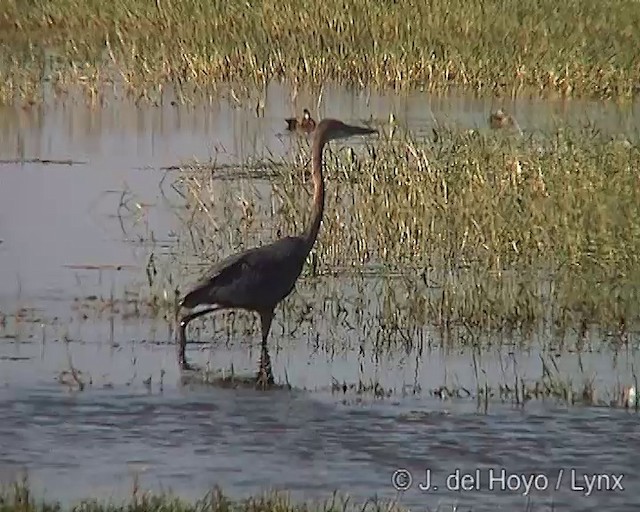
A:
180,236,308,312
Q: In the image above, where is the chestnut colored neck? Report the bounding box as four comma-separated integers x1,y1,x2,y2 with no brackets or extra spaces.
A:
303,134,326,252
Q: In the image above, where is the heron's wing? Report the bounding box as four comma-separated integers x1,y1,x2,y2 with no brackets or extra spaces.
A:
180,237,305,309
180,249,257,308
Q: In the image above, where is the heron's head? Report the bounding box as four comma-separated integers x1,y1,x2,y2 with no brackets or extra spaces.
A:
315,118,378,144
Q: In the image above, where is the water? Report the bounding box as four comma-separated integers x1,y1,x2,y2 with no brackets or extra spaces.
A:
1,82,639,511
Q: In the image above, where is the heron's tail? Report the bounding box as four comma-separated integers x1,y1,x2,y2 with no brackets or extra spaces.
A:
179,287,208,310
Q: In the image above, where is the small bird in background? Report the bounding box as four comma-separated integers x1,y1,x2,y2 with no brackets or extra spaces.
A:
285,108,316,134
489,109,522,135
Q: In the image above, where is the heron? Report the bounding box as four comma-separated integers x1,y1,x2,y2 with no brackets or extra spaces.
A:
285,108,316,134
176,118,378,385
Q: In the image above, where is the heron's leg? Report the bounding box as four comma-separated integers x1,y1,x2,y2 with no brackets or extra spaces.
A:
177,306,220,371
257,343,274,389
256,309,275,388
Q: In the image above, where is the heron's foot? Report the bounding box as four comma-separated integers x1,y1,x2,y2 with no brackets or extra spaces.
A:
255,367,274,390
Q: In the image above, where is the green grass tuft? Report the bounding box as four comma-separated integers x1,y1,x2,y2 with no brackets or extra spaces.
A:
176,125,640,333
1,0,640,103
0,481,402,512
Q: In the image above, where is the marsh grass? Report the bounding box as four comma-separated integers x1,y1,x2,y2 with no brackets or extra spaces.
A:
2,292,636,409
152,124,640,407
326,344,640,410
0,481,404,512
2,0,640,104
176,125,640,335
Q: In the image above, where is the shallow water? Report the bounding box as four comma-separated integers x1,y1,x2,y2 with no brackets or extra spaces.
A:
1,83,639,511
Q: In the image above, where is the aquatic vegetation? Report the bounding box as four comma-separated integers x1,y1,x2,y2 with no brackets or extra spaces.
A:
176,125,640,335
0,481,405,512
4,116,636,408
146,122,640,406
1,0,640,104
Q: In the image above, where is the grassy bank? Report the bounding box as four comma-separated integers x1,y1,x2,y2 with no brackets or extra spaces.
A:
1,0,640,103
0,483,399,512
176,126,640,334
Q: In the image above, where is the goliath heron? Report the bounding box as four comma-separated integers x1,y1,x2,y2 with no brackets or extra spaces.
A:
177,118,377,384
285,108,316,134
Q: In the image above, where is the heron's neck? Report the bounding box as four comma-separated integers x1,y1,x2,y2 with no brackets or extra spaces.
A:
303,136,325,252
